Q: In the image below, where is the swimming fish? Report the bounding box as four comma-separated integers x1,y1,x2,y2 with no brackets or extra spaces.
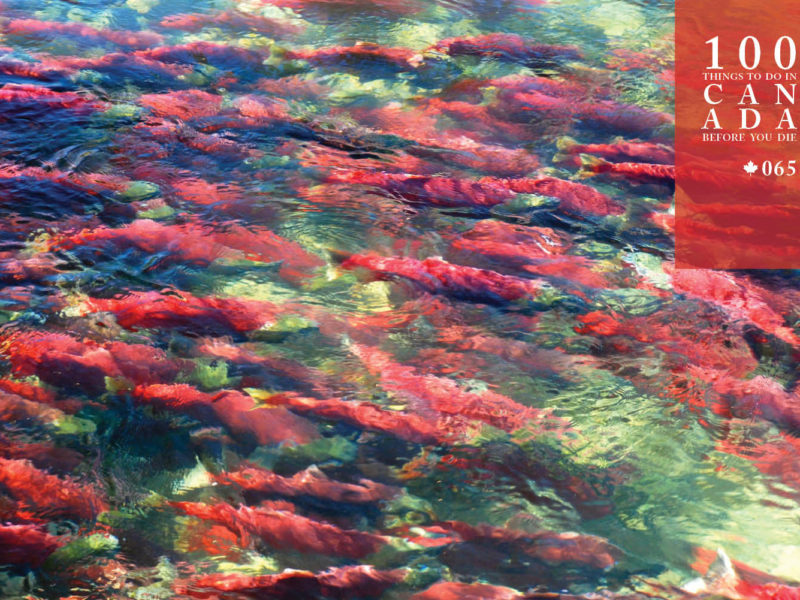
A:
0,83,108,116
0,435,83,474
138,89,223,120
554,136,674,166
340,252,547,304
285,42,424,69
668,266,800,348
214,463,401,504
350,342,570,439
133,383,319,446
0,457,106,522
135,42,268,72
2,18,163,50
172,500,387,558
50,219,322,282
0,523,63,567
261,391,444,445
579,155,675,186
429,33,581,65
1,330,192,395
422,520,621,570
326,168,625,216
173,565,406,599
81,290,295,336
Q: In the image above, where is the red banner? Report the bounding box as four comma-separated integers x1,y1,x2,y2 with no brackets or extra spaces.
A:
676,0,800,268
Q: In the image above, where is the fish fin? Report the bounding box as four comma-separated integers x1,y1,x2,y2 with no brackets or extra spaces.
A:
304,464,327,478
681,548,740,596
705,548,738,587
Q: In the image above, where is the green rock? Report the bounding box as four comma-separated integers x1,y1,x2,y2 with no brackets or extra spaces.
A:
53,415,97,435
137,204,175,220
126,0,158,14
586,1,646,36
120,181,161,202
43,533,118,571
192,359,231,391
284,435,358,464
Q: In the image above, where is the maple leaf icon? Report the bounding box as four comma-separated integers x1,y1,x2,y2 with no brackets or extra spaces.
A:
743,160,758,175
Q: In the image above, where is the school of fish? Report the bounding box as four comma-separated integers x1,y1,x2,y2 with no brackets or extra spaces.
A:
0,0,797,598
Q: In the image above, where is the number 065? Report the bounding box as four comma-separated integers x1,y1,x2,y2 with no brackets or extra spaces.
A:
761,160,797,176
